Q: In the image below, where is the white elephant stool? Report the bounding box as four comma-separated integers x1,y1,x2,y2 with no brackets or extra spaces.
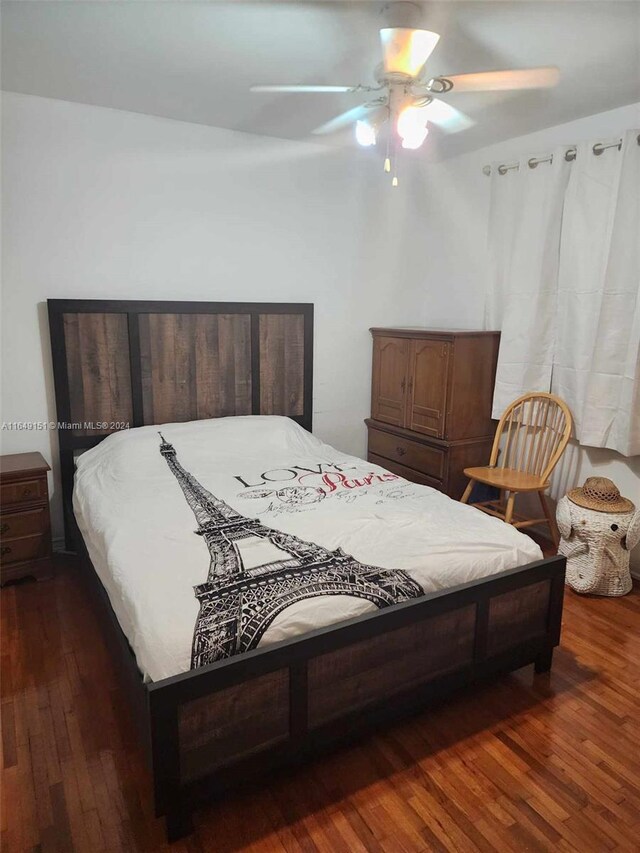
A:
557,477,639,596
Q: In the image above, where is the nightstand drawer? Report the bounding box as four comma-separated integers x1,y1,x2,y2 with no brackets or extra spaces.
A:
1,506,48,540
0,533,49,566
0,476,46,507
368,428,445,480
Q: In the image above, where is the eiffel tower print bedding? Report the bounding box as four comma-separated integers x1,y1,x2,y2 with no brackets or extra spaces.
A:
73,416,542,681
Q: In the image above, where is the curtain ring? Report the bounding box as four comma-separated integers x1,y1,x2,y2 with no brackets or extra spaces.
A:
565,148,577,162
528,158,539,169
498,164,509,175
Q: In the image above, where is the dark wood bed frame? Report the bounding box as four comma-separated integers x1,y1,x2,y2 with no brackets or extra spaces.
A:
47,298,566,841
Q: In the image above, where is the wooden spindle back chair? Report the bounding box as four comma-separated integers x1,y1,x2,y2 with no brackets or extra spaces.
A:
460,392,573,546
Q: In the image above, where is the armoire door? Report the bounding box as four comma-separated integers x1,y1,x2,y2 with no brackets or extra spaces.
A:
371,336,409,427
406,340,450,437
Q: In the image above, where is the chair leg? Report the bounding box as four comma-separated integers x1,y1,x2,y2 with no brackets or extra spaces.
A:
460,479,475,504
539,491,560,548
504,492,516,525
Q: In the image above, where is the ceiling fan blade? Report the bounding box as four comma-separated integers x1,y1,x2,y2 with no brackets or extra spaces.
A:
251,85,359,94
422,99,475,134
380,28,440,77
442,66,560,93
312,104,379,135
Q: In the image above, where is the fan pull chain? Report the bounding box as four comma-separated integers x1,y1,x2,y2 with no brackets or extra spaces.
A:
384,104,392,173
392,133,400,187
384,126,391,173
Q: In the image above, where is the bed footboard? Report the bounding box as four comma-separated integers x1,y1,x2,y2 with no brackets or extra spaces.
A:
147,555,565,841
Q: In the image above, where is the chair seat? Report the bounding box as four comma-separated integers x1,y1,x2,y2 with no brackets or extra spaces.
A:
463,466,549,492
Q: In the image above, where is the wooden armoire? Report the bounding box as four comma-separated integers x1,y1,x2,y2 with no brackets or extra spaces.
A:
366,328,500,500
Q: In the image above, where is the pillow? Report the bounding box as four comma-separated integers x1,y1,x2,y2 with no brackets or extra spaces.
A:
75,415,320,476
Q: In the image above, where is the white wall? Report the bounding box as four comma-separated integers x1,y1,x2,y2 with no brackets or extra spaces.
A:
413,102,640,571
1,92,425,543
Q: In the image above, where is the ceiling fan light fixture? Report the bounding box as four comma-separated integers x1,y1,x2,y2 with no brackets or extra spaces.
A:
355,119,377,147
380,28,440,77
401,128,428,149
397,104,429,149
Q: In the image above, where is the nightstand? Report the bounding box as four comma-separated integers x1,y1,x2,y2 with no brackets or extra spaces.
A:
0,452,53,584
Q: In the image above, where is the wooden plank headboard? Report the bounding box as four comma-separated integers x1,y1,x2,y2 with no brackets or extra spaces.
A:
47,299,313,548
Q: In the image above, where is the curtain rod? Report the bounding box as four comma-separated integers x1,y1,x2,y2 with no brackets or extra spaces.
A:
482,135,638,176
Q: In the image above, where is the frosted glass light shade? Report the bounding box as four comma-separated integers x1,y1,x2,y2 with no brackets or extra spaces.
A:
397,105,429,149
380,28,440,77
355,120,376,147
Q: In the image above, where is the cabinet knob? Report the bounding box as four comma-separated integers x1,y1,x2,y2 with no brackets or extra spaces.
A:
22,488,32,496
1,546,11,556
396,446,407,457
0,523,9,534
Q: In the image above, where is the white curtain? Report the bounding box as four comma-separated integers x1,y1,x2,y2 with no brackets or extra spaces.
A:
487,149,571,417
487,131,640,456
554,131,640,456
485,164,519,331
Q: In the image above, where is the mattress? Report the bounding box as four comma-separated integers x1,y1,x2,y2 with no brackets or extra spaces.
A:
73,416,542,682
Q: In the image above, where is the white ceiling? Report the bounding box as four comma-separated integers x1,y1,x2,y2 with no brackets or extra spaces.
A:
2,1,639,158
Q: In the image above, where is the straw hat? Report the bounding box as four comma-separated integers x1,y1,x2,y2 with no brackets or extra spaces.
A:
568,477,635,514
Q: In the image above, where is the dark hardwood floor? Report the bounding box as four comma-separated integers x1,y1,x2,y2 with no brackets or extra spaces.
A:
1,550,639,852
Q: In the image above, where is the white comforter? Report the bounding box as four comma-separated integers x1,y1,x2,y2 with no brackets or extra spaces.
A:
74,416,541,682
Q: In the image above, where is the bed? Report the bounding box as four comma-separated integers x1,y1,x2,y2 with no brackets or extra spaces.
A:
48,298,565,840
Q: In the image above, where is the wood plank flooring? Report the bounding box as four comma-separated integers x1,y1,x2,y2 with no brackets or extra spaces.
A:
1,555,639,852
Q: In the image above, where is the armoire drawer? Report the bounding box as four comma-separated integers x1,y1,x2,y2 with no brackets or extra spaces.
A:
368,453,443,491
368,428,445,481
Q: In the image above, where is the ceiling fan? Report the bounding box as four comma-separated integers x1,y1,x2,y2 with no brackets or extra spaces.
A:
251,2,559,180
